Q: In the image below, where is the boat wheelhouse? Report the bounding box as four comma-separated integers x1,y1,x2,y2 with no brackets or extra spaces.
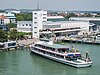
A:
4,41,17,49
30,40,92,68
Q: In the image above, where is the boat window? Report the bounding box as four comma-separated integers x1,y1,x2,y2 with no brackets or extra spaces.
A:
58,48,66,53
49,53,55,56
56,54,64,59
34,48,38,50
52,48,55,51
8,42,16,46
66,48,69,52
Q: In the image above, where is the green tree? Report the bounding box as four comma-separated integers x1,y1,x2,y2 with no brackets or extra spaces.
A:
25,13,32,21
17,32,26,39
65,13,77,19
7,23,17,29
84,13,92,17
16,14,24,21
15,13,32,21
0,30,8,42
9,29,18,40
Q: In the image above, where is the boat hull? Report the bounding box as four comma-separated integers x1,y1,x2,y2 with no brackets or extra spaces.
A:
30,48,92,68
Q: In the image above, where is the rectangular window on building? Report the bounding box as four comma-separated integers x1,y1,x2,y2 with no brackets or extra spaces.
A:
1,19,4,22
34,32,37,33
1,22,3,24
43,17,46,19
43,21,46,22
34,17,37,19
34,13,37,15
34,22,37,24
29,24,31,26
1,19,2,21
26,24,28,26
43,14,46,15
34,27,37,28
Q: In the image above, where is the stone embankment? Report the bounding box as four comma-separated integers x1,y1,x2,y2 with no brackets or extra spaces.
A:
17,38,39,47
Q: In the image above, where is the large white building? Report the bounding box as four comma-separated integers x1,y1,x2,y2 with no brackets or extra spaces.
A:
41,21,96,36
17,10,96,38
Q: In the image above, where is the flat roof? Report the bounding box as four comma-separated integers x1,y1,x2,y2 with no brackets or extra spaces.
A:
39,43,70,49
44,21,89,25
70,17,100,18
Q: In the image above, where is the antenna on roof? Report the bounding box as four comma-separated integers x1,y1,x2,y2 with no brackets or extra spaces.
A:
37,2,39,10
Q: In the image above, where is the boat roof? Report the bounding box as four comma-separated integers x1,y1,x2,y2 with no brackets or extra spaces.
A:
39,43,70,49
0,42,4,45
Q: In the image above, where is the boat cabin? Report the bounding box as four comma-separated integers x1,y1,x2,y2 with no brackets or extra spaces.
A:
4,41,16,49
33,42,81,61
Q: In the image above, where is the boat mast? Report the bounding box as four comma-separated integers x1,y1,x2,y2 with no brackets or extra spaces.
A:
86,51,89,59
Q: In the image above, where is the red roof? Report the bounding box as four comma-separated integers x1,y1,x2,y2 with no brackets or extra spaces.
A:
0,15,7,19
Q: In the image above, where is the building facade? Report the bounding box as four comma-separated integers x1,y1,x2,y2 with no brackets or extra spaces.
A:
41,21,95,37
32,10,47,38
17,21,32,33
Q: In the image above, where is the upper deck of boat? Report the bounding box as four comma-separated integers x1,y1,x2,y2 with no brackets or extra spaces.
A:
38,43,70,49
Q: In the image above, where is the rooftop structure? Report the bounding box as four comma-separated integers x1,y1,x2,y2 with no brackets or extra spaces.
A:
69,17,100,21
39,41,69,49
0,15,7,19
47,16,64,19
0,12,16,19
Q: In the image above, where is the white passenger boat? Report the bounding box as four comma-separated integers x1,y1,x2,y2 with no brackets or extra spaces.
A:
30,39,92,68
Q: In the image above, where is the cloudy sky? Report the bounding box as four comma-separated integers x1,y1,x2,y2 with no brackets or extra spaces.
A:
0,0,100,11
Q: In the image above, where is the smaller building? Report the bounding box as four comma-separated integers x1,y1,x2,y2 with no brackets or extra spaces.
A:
17,21,32,33
0,15,10,25
0,12,16,24
10,10,20,14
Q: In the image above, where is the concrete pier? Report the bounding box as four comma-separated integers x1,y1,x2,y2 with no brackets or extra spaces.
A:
17,38,39,47
62,37,100,45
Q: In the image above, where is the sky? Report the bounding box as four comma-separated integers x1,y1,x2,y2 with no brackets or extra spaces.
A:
0,0,100,11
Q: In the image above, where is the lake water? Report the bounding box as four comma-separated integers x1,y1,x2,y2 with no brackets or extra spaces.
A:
0,43,100,75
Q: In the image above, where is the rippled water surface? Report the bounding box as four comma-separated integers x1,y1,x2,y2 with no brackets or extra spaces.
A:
0,43,100,75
